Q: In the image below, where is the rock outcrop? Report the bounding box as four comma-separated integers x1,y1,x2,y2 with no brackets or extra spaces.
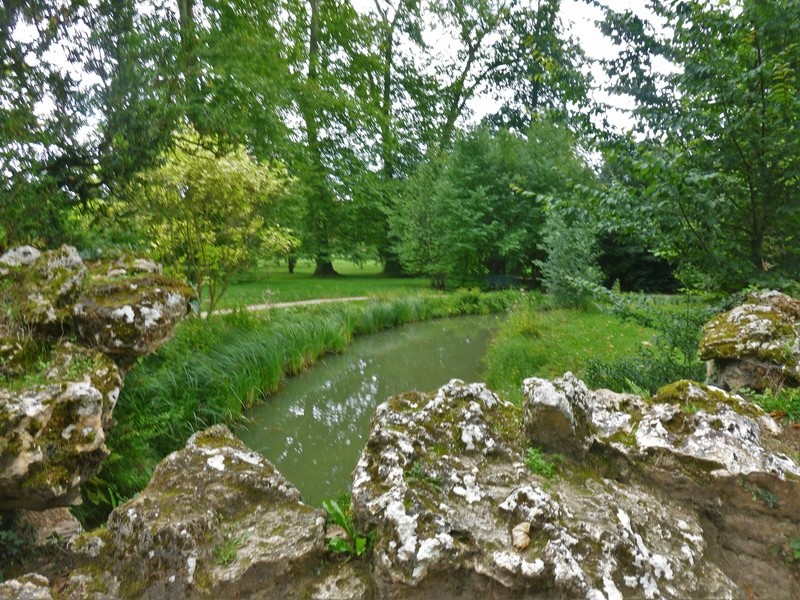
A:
7,373,798,599
60,425,332,599
0,246,194,511
352,378,753,600
0,343,121,510
700,290,800,391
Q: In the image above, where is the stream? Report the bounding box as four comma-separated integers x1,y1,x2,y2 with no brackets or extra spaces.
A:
238,313,502,506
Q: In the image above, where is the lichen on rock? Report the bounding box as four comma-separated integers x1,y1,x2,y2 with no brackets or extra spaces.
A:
73,275,194,360
700,290,800,391
522,372,594,456
351,379,739,599
0,245,193,512
0,245,87,331
59,425,327,599
0,343,121,510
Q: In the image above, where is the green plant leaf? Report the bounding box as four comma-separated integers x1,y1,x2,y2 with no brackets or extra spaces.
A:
327,535,353,555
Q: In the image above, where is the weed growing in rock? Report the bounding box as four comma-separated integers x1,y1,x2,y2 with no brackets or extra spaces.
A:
322,497,374,560
524,448,558,478
213,533,247,565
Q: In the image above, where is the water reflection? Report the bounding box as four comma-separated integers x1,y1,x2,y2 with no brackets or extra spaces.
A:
239,313,502,506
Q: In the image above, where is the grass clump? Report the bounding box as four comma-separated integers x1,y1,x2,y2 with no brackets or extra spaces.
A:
583,292,713,395
74,291,518,527
524,447,558,478
484,296,654,404
213,533,248,566
741,387,800,424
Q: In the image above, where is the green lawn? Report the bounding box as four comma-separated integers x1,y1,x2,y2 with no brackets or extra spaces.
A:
208,259,432,309
484,302,656,404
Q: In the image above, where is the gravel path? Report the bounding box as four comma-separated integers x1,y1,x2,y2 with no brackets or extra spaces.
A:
202,296,370,318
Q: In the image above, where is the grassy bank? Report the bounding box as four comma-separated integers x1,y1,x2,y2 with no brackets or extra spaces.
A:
484,297,659,405
76,290,520,526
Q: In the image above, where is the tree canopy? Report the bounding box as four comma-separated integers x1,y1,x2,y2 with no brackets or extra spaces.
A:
2,0,799,295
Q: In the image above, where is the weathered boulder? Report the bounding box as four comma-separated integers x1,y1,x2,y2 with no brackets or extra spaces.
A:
0,573,53,600
5,374,795,599
0,245,194,511
522,372,593,456
0,245,86,331
0,343,121,510
590,379,800,599
351,379,739,599
700,290,800,391
60,425,328,599
73,275,194,360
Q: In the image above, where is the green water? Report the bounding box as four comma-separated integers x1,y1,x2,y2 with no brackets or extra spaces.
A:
238,313,502,506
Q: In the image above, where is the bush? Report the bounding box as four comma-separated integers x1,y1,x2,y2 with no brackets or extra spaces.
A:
536,212,602,309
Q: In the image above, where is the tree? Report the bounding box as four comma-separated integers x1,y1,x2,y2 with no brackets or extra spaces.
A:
0,2,98,248
391,121,594,288
129,126,295,312
598,0,800,290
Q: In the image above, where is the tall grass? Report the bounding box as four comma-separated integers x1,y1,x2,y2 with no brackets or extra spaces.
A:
484,297,656,405
75,291,520,526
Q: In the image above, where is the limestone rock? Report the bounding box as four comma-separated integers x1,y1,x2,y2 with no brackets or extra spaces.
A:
352,379,737,600
522,372,593,456
73,275,194,359
0,246,41,268
87,255,162,280
700,290,800,391
61,425,327,599
0,343,121,510
591,379,800,598
305,563,375,600
0,245,86,330
18,507,83,545
0,573,53,600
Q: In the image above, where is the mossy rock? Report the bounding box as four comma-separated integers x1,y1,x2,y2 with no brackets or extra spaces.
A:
85,255,162,281
699,291,800,366
73,275,195,358
0,245,86,333
0,342,121,510
79,425,327,599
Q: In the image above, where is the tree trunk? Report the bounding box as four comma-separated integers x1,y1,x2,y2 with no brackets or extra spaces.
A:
381,253,405,276
302,0,338,276
177,0,201,125
314,260,337,276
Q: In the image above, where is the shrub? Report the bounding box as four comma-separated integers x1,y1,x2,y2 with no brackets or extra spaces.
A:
536,211,602,310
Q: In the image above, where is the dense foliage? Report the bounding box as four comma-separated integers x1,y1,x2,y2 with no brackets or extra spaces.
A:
4,1,798,295
391,123,594,288
598,0,800,290
128,126,295,311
